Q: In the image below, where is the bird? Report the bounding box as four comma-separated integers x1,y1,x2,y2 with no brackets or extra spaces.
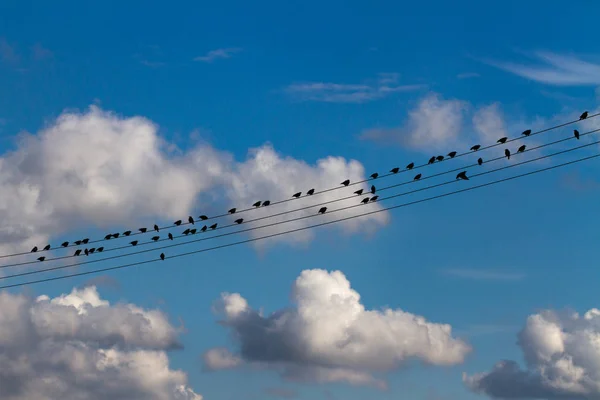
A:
478,158,483,166
61,241,69,247
199,215,208,220
151,236,160,242
470,145,481,151
74,249,82,256
31,246,38,253
228,208,237,214
89,248,96,254
168,233,173,240
263,200,271,206
235,218,244,224
188,216,195,225
84,249,89,256
505,149,511,160
361,197,370,204
43,244,51,251
436,155,444,162
82,239,89,244
183,229,191,235
371,185,376,194
370,195,379,202
574,129,580,140
428,156,436,164
354,189,364,195
456,171,469,181
130,240,139,246
517,145,526,153
160,253,165,260
370,173,379,179
37,256,45,262
318,207,327,214
414,174,422,181
292,192,301,198
580,111,589,120
123,231,131,236
209,223,218,230
74,240,82,245
522,129,531,136
406,162,415,169
139,228,147,233
201,225,207,232
253,201,262,207
390,167,400,174
497,137,508,144
174,220,182,226
112,233,120,238
97,247,104,252
341,179,350,186
190,228,197,234
447,151,457,158
154,224,159,232
307,188,315,195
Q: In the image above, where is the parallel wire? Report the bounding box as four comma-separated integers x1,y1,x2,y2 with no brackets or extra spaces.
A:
1,112,597,260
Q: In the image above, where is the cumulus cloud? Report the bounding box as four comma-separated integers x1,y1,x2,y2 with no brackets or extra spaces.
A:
472,103,509,144
464,307,600,399
0,106,389,258
203,269,471,389
0,285,201,399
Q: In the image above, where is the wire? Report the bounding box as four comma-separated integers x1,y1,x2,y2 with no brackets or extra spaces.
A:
4,126,599,270
3,137,599,283
2,150,598,290
2,112,596,260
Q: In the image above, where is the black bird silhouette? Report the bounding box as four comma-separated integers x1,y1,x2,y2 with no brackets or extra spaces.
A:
456,171,469,180
174,220,182,226
370,195,379,202
89,248,96,254
361,197,370,204
168,233,173,240
341,179,350,186
263,201,271,206
235,218,244,224
354,189,364,195
183,229,191,235
580,111,589,120
188,216,195,224
517,145,526,153
228,208,237,214
292,192,301,198
390,167,400,174
199,215,208,220
43,244,51,251
478,158,483,166
37,256,45,262
201,225,207,232
154,224,159,232
253,201,262,207
74,249,82,256
82,239,89,244
210,223,218,230
414,173,422,181
75,240,82,245
522,129,532,136
84,249,89,256
190,228,197,234
139,228,147,233
151,236,160,242
130,241,138,246
406,162,415,169
436,155,444,161
123,231,131,236
497,137,508,144
97,247,104,252
307,188,315,195
370,173,379,179
112,233,120,238
61,241,69,247
471,145,481,151
428,156,436,164
505,149,511,160
318,207,327,214
31,246,38,253
574,129,580,140
160,253,165,261
371,185,376,194
447,151,457,158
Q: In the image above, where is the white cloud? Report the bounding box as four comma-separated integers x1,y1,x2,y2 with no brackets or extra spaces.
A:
193,48,242,63
0,285,201,399
441,268,525,282
457,72,480,79
485,51,600,86
464,307,600,399
472,103,509,144
203,269,471,389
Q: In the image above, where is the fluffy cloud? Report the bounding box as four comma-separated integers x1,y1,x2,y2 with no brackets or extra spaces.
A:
464,307,600,399
0,285,201,399
203,269,471,389
472,103,509,144
0,106,389,258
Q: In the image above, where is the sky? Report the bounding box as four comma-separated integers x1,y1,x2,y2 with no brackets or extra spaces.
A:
1,1,600,399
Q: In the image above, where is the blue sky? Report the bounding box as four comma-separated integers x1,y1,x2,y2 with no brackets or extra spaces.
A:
1,1,600,399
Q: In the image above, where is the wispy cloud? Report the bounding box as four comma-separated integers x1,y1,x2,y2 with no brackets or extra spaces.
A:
285,73,426,103
457,72,480,79
441,268,525,282
194,47,242,63
484,51,600,86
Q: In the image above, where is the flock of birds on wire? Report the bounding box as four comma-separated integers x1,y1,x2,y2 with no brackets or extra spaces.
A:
24,111,592,264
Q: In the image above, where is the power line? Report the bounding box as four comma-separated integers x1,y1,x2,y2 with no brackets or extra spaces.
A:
2,139,599,284
2,112,596,260
3,126,599,270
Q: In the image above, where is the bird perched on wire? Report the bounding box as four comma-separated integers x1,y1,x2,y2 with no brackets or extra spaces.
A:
318,207,327,214
361,197,370,204
183,229,190,235
470,144,481,151
580,111,589,120
341,179,350,186
447,151,457,158
307,188,315,195
574,129,580,140
436,155,444,162
160,253,165,261
235,218,243,224
31,246,38,253
390,167,400,174
252,201,262,207
168,233,173,240
517,145,526,153
262,201,271,206
61,242,69,247
371,185,376,194
414,174,422,181
522,129,531,136
406,162,414,170
354,189,363,195
292,192,301,198
370,195,379,202
139,228,147,233
74,249,82,256
428,156,436,164
456,171,469,181
199,215,208,220
370,173,379,179
497,137,507,144
130,240,138,246
209,223,218,230
228,208,237,214
505,149,511,160
37,256,45,262
478,158,483,166
188,216,195,224
43,244,51,251
154,224,159,232
151,236,160,242
123,231,132,236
